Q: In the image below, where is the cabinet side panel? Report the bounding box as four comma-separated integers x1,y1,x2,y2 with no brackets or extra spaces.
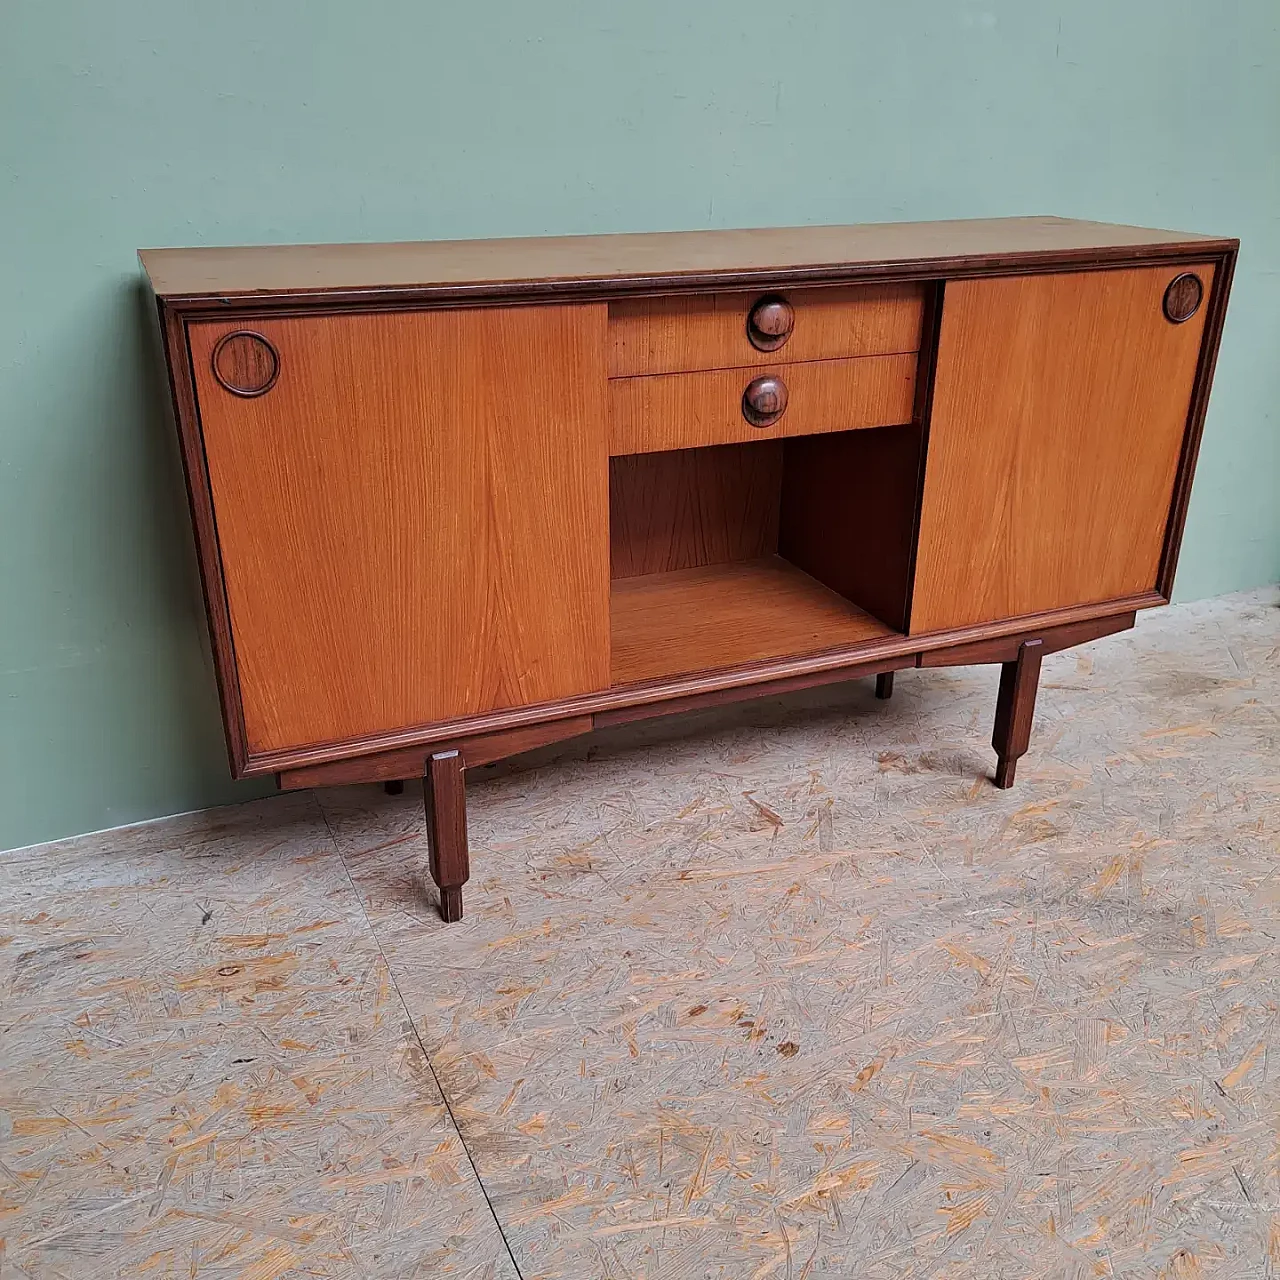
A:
911,264,1214,634
189,305,609,757
779,423,925,633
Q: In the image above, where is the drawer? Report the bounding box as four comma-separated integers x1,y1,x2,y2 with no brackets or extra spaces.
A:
608,283,925,377
609,353,918,455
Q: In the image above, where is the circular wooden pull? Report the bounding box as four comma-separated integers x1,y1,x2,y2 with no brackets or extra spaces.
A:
747,295,794,351
742,374,788,428
1163,273,1203,324
212,331,280,396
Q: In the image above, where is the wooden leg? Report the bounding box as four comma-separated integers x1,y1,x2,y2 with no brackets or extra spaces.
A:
991,639,1043,789
423,750,468,922
383,779,404,795
875,671,895,700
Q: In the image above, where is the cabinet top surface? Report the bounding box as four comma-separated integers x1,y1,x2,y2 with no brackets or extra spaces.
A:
140,216,1233,304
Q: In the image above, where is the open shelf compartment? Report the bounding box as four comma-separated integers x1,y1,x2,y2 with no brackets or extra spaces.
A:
608,425,927,687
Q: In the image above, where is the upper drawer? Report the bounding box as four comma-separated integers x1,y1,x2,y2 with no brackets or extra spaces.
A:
608,282,926,377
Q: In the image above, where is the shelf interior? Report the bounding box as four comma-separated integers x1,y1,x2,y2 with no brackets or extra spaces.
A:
610,555,896,686
607,426,926,687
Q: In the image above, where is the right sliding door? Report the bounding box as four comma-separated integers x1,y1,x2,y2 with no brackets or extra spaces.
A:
910,264,1213,634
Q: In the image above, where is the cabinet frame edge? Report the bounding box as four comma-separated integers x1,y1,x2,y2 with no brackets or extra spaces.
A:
1155,243,1239,599
155,296,253,778
150,238,1241,316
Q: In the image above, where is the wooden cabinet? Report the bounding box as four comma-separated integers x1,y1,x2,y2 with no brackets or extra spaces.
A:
911,265,1215,633
142,216,1236,921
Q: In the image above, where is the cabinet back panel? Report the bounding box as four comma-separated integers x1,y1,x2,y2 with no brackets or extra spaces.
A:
911,264,1213,633
609,442,783,579
189,306,610,754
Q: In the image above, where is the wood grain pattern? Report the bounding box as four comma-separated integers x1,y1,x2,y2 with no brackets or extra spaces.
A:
424,750,468,922
276,715,596,789
911,264,1215,634
609,353,916,455
189,305,611,757
155,302,252,776
140,217,1230,305
595,654,910,726
607,283,924,376
779,423,925,633
991,639,1044,788
916,610,1135,667
1157,247,1237,597
610,556,895,687
1163,271,1204,323
211,331,279,396
246,591,1161,775
610,443,783,579
746,295,795,350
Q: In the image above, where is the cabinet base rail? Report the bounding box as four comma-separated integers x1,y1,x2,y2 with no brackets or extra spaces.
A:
281,610,1134,922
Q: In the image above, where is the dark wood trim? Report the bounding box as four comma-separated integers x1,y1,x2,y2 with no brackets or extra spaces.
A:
902,280,946,631
276,714,596,790
459,715,596,768
1156,246,1239,598
156,241,1240,318
157,300,251,778
594,657,912,728
992,640,1044,789
916,610,1135,667
1163,272,1205,325
270,598,1148,782
209,329,281,397
424,750,468,922
875,672,895,700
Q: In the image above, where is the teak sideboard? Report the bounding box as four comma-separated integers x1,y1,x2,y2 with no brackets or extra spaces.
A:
141,217,1237,921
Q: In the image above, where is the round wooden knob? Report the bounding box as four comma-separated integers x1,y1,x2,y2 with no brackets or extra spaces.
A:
742,374,788,427
747,295,794,351
1163,272,1204,324
211,331,280,396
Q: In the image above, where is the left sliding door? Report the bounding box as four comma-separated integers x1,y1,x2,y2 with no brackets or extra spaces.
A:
189,305,610,757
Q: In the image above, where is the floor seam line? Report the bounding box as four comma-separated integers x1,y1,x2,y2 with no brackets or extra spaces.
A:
313,790,525,1279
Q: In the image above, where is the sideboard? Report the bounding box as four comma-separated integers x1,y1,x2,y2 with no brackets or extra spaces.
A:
141,217,1237,921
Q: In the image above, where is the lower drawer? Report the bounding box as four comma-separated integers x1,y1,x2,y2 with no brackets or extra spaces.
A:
608,353,918,455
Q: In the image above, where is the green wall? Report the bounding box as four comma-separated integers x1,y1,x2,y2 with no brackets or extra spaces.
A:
3,1,1277,851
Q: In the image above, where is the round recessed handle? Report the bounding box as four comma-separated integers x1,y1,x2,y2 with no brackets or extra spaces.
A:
211,331,280,397
742,374,788,428
747,294,794,351
1163,272,1204,324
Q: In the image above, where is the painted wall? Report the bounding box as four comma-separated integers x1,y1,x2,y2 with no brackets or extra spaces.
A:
3,1,1277,851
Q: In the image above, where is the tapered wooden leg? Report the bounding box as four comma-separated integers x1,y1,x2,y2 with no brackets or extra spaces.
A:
383,779,404,795
991,639,1043,788
875,671,895,700
423,750,468,922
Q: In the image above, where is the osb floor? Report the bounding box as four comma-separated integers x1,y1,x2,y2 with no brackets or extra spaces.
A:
3,588,1279,1279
